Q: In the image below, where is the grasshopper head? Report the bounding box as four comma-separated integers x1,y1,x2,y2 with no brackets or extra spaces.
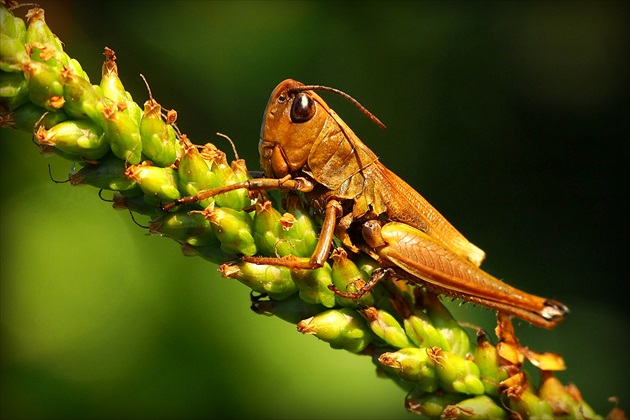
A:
259,79,326,178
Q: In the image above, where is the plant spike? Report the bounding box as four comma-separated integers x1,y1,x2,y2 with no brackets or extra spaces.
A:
0,4,625,419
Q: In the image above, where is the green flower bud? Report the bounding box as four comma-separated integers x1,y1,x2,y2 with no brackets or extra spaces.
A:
423,292,471,357
442,395,507,419
179,242,234,266
123,92,143,127
362,307,413,349
331,248,374,307
60,67,104,124
354,253,379,279
125,163,181,203
427,346,485,395
1,4,26,43
473,330,507,396
149,211,219,247
291,265,336,308
0,33,27,72
111,190,162,218
196,203,256,256
139,97,177,167
219,261,297,301
68,58,90,82
403,310,449,350
508,386,554,420
0,70,29,109
378,348,439,392
100,47,127,104
25,8,64,54
34,119,108,160
230,158,252,184
2,102,67,131
177,135,220,208
280,195,318,258
297,307,373,353
22,60,65,110
102,102,142,164
252,198,284,256
538,372,602,420
99,47,142,125
70,153,137,190
228,158,253,208
405,388,462,417
26,41,69,70
199,143,250,210
251,294,324,325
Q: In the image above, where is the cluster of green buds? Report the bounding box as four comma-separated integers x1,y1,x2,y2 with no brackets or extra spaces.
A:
0,3,618,419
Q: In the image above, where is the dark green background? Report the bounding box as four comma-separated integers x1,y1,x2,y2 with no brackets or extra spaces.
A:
1,1,628,418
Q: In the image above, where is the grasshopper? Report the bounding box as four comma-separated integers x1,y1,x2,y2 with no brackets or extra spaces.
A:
164,79,568,329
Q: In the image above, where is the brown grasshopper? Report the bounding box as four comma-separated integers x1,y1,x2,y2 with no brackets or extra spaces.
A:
163,79,568,329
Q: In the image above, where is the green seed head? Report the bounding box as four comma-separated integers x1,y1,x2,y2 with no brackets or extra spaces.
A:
25,8,64,53
60,66,104,124
427,346,485,396
200,143,250,209
22,60,65,110
441,395,507,419
280,195,318,258
70,153,137,190
473,330,507,396
508,385,555,420
378,348,439,392
297,307,373,353
139,97,178,167
405,387,463,417
177,135,220,208
538,372,602,419
362,307,413,349
0,32,28,72
198,203,257,256
219,261,297,301
0,66,29,109
291,265,336,308
111,190,162,218
4,102,69,133
422,292,472,357
1,4,26,43
251,294,324,325
403,311,449,350
125,163,181,202
331,248,375,307
252,198,284,256
149,211,219,247
102,102,143,164
34,119,108,160
26,41,69,70
100,47,127,104
179,243,235,265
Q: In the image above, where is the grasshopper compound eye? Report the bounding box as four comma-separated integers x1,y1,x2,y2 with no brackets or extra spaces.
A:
290,92,316,123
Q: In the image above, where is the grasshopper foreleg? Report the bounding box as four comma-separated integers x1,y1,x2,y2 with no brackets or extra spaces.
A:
328,267,395,299
161,175,314,212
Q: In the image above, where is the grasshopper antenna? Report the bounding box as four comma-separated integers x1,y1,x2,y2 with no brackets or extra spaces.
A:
289,84,386,129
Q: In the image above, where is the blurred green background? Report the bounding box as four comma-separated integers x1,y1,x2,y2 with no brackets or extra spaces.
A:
1,1,628,418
